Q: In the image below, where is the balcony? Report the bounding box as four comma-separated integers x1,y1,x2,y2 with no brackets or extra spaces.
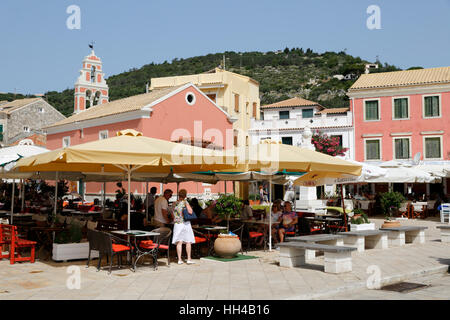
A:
250,112,353,131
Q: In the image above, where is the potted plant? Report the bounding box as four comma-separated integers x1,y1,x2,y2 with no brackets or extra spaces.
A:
380,191,405,228
349,210,375,231
52,221,99,261
212,194,242,258
248,193,261,206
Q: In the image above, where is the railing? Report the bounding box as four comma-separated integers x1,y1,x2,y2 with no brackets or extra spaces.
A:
251,113,353,130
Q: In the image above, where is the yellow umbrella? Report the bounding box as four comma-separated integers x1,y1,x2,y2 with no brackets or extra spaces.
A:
224,140,361,250
14,129,237,228
230,140,362,175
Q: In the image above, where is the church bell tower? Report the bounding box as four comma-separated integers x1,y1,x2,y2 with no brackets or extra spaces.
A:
74,46,109,114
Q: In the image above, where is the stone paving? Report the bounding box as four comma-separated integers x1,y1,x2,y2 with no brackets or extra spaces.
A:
0,216,449,300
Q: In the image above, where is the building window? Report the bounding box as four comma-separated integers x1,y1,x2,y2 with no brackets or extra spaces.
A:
281,137,293,145
365,139,381,160
364,100,380,121
424,136,442,159
206,94,216,102
62,136,70,148
253,102,257,118
331,135,343,148
423,95,440,118
234,94,240,113
185,92,196,105
0,124,3,142
23,126,30,133
393,98,409,119
394,138,410,160
38,107,45,113
99,130,108,140
302,108,314,118
279,111,290,119
260,111,264,120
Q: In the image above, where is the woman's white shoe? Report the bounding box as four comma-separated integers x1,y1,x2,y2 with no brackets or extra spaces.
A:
178,260,184,265
186,260,195,265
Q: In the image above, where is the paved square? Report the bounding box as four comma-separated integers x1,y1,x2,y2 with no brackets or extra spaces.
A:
0,217,449,300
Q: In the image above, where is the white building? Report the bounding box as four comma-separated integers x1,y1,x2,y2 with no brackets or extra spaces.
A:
249,97,355,208
249,97,354,160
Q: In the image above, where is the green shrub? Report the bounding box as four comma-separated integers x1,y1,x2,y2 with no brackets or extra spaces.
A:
380,192,406,220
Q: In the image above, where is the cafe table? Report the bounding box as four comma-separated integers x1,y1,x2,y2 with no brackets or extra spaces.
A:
111,230,160,271
191,225,227,256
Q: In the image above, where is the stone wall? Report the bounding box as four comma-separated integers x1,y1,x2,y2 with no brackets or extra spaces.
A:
6,99,65,145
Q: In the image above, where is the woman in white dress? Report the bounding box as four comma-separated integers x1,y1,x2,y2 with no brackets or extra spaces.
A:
172,189,196,265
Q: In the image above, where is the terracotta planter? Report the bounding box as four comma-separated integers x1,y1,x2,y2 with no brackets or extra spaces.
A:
214,236,241,259
381,220,401,228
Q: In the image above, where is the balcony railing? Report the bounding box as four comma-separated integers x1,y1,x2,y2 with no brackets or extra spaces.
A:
251,112,353,130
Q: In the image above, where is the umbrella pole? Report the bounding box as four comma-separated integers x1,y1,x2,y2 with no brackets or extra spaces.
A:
128,168,131,230
102,182,106,219
21,179,25,212
10,180,15,225
145,182,149,222
54,172,58,224
269,177,272,251
340,185,347,232
176,182,180,200
224,181,227,194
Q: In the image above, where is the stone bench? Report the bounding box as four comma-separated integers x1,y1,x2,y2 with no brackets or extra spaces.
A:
340,230,389,252
380,226,427,246
287,234,344,260
278,242,357,274
436,225,450,243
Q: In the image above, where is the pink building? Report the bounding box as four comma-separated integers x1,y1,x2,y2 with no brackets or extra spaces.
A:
45,82,236,199
348,66,450,194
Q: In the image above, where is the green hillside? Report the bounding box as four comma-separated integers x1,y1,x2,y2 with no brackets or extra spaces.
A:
5,48,402,117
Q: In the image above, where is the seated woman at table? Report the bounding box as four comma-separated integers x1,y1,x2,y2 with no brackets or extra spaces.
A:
278,201,298,243
172,189,196,265
258,200,283,246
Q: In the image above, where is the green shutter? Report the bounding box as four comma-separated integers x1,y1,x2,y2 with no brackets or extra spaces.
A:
366,140,380,160
395,138,409,159
365,101,379,120
394,98,408,119
425,137,441,158
302,109,314,118
425,96,439,117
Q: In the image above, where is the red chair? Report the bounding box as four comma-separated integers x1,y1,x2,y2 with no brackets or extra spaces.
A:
139,227,172,265
0,224,36,264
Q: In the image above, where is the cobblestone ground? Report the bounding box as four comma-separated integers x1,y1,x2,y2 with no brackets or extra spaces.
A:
318,271,450,300
0,216,449,300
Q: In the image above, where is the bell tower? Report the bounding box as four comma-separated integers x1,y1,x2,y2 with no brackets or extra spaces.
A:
74,46,109,114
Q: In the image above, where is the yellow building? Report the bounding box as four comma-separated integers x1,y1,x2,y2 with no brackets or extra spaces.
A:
150,67,260,147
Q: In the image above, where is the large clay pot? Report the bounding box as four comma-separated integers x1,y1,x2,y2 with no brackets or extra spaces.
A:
214,236,241,259
381,220,401,228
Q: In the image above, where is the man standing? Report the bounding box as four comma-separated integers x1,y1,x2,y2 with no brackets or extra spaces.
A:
145,187,157,218
154,189,173,227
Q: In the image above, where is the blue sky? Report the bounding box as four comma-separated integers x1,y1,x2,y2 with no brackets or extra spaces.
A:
1,0,450,94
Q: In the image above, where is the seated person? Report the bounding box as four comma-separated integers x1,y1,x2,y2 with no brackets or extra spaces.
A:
278,201,298,243
269,200,283,244
190,198,204,217
240,200,253,220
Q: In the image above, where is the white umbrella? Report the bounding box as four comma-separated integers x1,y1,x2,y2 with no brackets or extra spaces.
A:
0,144,50,224
294,160,387,186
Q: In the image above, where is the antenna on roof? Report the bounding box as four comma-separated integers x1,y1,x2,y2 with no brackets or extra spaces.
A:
413,152,421,166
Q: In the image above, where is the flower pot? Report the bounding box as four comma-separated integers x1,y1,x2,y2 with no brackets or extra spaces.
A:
52,242,98,261
381,220,401,229
350,223,375,231
214,236,241,259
